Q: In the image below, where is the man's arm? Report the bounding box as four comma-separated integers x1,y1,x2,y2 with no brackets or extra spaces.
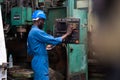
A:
46,25,73,50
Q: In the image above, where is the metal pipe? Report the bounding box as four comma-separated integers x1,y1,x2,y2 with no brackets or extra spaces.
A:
35,0,38,8
67,0,74,17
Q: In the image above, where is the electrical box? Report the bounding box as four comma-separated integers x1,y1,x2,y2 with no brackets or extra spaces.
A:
11,7,32,26
54,18,80,44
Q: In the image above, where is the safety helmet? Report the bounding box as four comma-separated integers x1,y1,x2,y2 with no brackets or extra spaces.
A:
32,10,46,20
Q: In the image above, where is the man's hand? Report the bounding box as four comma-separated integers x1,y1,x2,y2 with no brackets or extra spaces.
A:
61,24,74,40
46,45,52,50
66,24,74,36
46,45,56,50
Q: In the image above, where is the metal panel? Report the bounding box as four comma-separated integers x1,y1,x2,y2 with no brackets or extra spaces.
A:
11,7,32,26
21,7,26,25
44,7,67,33
67,0,88,80
67,0,74,17
26,7,32,22
68,9,88,79
26,7,32,25
73,9,88,44
54,18,80,44
11,7,26,26
68,44,87,73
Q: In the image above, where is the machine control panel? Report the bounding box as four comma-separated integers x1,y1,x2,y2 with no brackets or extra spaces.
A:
54,18,80,44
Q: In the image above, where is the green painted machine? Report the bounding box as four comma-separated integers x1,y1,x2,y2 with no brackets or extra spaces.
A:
1,0,88,80
67,0,88,80
48,0,88,79
11,7,32,26
0,0,3,3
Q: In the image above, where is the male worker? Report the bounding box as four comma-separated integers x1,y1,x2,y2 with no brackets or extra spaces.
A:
27,10,73,80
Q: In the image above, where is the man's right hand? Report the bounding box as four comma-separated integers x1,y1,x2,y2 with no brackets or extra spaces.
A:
61,24,74,40
66,24,74,36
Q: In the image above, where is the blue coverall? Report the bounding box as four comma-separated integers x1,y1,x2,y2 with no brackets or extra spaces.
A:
27,25,62,80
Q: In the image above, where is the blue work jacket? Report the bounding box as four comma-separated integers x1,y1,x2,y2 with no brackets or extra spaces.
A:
27,25,62,80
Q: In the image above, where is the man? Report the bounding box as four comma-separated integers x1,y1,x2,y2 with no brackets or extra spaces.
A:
27,10,73,80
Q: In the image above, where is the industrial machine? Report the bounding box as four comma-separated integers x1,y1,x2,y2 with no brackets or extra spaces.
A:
0,0,88,80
